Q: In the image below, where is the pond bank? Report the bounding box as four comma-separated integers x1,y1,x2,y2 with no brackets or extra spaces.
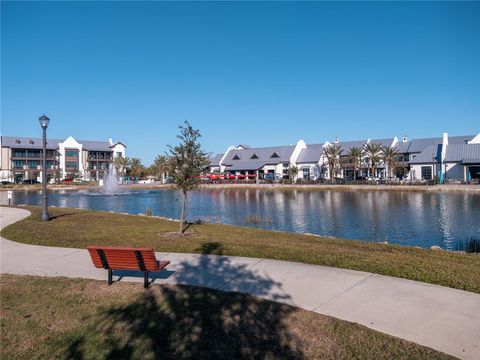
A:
2,182,480,193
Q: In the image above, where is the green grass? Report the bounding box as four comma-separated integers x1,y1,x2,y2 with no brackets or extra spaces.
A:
0,275,455,360
2,206,479,293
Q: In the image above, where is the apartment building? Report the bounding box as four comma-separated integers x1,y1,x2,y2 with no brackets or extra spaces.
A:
0,135,126,183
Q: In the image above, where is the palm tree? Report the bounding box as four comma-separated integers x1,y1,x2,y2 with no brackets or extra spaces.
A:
129,158,145,180
152,155,169,183
349,146,363,181
363,142,383,178
113,156,131,182
288,165,298,182
323,144,343,183
382,146,399,179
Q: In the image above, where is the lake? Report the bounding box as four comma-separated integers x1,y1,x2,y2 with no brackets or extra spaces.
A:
4,188,480,249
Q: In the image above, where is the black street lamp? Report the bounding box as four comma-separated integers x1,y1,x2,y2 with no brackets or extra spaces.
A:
39,114,50,221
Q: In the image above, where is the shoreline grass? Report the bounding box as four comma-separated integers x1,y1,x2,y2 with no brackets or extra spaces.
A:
2,206,479,293
0,275,455,359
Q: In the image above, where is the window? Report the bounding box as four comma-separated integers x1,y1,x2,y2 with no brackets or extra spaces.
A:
28,160,38,169
15,139,21,144
14,150,26,157
116,152,122,158
66,150,78,157
13,160,24,169
46,160,55,168
66,162,78,169
421,166,432,180
271,152,280,158
303,168,310,180
29,140,34,144
232,154,240,160
250,153,259,159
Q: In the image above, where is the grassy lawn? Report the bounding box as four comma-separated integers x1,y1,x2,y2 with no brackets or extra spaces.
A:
0,275,454,360
2,206,479,293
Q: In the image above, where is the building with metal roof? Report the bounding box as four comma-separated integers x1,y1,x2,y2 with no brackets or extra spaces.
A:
408,134,480,182
212,132,479,182
1,135,126,183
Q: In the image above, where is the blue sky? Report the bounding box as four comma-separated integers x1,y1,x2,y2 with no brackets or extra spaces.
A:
2,1,479,165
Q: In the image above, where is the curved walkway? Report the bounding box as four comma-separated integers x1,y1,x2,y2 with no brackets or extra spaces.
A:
1,207,479,360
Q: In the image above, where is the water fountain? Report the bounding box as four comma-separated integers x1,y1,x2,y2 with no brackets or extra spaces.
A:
103,165,119,195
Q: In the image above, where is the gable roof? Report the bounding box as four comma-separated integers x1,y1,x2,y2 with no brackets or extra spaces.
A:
223,145,295,169
406,135,474,154
208,153,224,167
369,138,394,148
409,144,442,164
336,140,368,153
78,140,112,151
1,136,118,151
1,136,63,149
448,135,475,144
296,144,325,163
395,141,411,153
444,144,480,163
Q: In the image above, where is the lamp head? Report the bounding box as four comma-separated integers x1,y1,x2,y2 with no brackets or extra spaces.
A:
39,115,50,129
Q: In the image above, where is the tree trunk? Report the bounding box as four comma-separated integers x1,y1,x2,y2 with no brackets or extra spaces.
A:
354,164,357,181
179,191,187,234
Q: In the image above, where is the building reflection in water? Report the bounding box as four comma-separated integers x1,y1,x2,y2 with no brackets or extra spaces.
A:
8,188,480,249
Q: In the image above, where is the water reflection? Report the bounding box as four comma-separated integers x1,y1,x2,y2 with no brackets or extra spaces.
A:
4,188,480,249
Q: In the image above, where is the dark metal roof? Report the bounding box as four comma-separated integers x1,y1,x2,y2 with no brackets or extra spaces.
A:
395,141,411,153
369,138,395,148
223,145,295,166
209,154,224,167
1,136,63,149
1,136,116,151
296,144,324,163
77,140,112,151
445,144,480,163
226,161,266,171
409,144,442,164
406,135,474,154
336,140,368,153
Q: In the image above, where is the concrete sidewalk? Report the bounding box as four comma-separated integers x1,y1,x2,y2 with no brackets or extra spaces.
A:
1,207,479,359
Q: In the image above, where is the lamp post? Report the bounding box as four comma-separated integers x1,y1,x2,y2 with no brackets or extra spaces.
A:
39,114,50,221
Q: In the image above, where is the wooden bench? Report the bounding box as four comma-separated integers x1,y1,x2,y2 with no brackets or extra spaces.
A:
87,246,170,288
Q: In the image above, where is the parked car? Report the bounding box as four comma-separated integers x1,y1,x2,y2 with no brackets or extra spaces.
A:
1,181,13,185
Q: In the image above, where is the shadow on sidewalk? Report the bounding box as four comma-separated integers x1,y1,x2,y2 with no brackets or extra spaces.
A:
66,242,303,359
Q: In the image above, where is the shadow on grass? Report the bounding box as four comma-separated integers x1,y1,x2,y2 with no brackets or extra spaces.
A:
66,242,302,359
48,212,78,220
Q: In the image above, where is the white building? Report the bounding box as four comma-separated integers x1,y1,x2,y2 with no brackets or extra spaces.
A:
207,132,480,183
409,133,480,182
1,136,126,183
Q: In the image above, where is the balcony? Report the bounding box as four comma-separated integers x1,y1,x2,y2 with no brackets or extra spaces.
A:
12,152,57,159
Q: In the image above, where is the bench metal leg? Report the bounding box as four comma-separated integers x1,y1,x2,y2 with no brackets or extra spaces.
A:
108,269,113,285
144,271,149,288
